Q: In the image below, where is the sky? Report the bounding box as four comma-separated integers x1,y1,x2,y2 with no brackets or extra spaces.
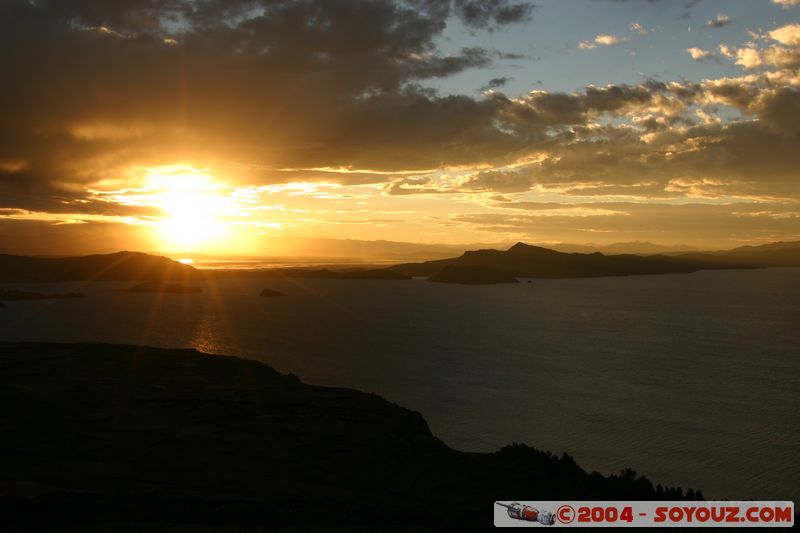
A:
1,0,799,255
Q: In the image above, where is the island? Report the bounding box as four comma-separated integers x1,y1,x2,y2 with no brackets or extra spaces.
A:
260,288,287,297
3,240,800,287
2,240,797,288
0,342,702,529
393,242,767,282
0,289,85,300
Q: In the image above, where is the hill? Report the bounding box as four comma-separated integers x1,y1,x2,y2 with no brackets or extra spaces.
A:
0,251,199,282
715,241,800,267
0,252,411,283
0,342,700,529
553,241,698,255
393,242,761,280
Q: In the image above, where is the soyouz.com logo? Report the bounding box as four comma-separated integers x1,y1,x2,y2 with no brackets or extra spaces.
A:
494,501,795,527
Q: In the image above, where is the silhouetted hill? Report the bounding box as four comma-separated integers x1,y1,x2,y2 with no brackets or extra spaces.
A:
0,342,700,529
260,288,286,297
428,264,519,285
393,242,762,280
0,252,407,283
730,240,800,253
554,241,698,255
712,241,800,267
0,251,199,282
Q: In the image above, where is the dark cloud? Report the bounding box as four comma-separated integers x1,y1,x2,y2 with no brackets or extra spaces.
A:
0,164,162,217
495,50,527,60
482,76,512,90
753,87,800,135
452,0,535,28
515,119,800,200
0,0,539,196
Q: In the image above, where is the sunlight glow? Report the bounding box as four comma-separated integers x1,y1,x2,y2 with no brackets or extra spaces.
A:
148,170,228,250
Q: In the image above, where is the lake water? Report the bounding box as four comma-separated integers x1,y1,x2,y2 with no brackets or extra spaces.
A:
1,268,798,501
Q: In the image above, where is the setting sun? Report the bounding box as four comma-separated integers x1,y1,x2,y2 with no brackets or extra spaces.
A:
148,170,228,249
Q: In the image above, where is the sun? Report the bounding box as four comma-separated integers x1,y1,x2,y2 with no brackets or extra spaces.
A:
148,170,228,250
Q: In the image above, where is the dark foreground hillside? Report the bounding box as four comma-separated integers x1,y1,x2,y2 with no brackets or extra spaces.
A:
0,343,699,530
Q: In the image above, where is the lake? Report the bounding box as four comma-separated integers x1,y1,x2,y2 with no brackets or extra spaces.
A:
1,268,798,501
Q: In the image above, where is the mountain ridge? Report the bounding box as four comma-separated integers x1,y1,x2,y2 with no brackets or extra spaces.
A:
1,240,798,285
392,242,769,280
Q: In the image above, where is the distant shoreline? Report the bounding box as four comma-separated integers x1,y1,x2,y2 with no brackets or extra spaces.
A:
3,240,798,285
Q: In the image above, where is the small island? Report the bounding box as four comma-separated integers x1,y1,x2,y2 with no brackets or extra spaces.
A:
428,264,519,285
123,282,202,294
0,289,85,300
260,288,286,297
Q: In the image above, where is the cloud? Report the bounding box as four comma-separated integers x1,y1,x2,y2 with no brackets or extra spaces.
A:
762,46,800,69
772,0,800,7
715,24,800,70
459,168,536,193
706,13,732,29
494,50,527,60
0,0,540,192
384,176,454,196
452,0,535,28
719,44,764,70
770,23,800,46
441,202,800,249
717,43,761,69
734,47,763,69
483,77,513,90
579,34,627,49
458,201,800,247
629,22,648,35
687,47,719,62
3,0,800,249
